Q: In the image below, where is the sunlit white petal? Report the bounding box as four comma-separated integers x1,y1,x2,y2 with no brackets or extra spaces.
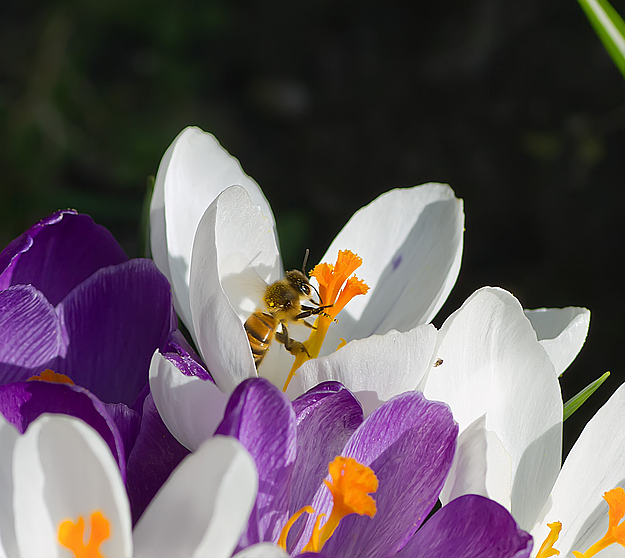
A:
149,350,229,451
151,127,276,334
424,287,562,531
524,307,590,377
286,324,438,414
133,436,258,558
189,185,281,392
13,415,133,558
321,183,464,340
439,415,489,504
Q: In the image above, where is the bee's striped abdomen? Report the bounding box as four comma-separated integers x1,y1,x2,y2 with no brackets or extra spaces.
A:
244,311,278,367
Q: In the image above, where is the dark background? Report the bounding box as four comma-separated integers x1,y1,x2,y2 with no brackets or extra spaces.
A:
1,0,623,456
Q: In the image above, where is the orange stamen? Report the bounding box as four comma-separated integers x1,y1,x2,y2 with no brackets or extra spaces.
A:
315,456,378,549
572,487,625,557
536,522,562,558
283,250,369,391
278,456,378,554
277,506,315,551
28,369,75,385
58,511,110,558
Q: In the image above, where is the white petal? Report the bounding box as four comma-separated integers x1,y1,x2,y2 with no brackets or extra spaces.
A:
149,350,229,451
423,287,562,531
0,416,19,558
232,543,289,558
13,414,132,558
440,415,489,504
189,185,282,392
151,127,276,334
286,324,437,414
320,183,463,340
531,382,625,556
524,307,590,376
133,436,258,558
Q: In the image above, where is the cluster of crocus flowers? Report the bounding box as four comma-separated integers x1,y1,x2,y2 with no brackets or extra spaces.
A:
0,125,611,558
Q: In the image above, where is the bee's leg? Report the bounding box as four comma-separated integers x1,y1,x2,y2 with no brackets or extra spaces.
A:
275,323,310,358
297,304,333,321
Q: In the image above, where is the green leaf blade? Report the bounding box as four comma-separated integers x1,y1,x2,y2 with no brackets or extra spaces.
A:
577,0,625,77
563,371,611,421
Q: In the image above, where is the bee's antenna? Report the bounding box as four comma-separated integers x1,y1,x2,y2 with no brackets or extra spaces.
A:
301,248,310,273
310,282,323,306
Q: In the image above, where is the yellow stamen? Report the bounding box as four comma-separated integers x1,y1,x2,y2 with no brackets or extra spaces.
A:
315,456,378,549
58,511,110,558
301,512,326,553
336,338,347,351
536,522,562,558
572,487,625,557
283,250,369,391
277,506,315,551
28,369,75,385
277,456,378,554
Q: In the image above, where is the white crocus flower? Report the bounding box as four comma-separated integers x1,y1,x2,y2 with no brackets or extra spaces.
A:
529,381,625,558
150,127,464,373
149,127,464,447
0,413,286,558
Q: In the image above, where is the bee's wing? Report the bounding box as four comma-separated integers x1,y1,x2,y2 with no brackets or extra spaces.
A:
221,265,269,319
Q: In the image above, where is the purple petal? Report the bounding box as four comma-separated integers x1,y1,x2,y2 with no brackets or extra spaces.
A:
125,393,190,525
0,380,127,481
103,402,141,467
53,259,175,405
0,285,67,383
395,495,533,558
162,329,213,381
309,392,458,558
215,378,296,548
0,210,128,305
290,382,363,516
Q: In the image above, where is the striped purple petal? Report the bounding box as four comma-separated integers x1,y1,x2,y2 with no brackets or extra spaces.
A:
125,392,190,525
0,210,127,305
216,378,296,548
290,382,363,516
395,494,532,558
53,259,175,405
0,285,67,384
162,329,212,381
302,391,458,558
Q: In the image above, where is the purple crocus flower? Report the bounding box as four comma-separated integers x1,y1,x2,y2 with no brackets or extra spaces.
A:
216,378,533,558
0,210,188,522
0,210,176,404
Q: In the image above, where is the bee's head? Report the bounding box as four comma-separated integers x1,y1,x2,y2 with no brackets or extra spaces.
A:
285,270,312,298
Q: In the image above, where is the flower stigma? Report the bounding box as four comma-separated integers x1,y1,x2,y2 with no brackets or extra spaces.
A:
283,250,369,391
277,455,378,554
58,511,110,558
27,369,75,385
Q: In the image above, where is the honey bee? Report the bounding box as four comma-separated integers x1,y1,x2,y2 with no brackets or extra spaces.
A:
244,255,331,368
